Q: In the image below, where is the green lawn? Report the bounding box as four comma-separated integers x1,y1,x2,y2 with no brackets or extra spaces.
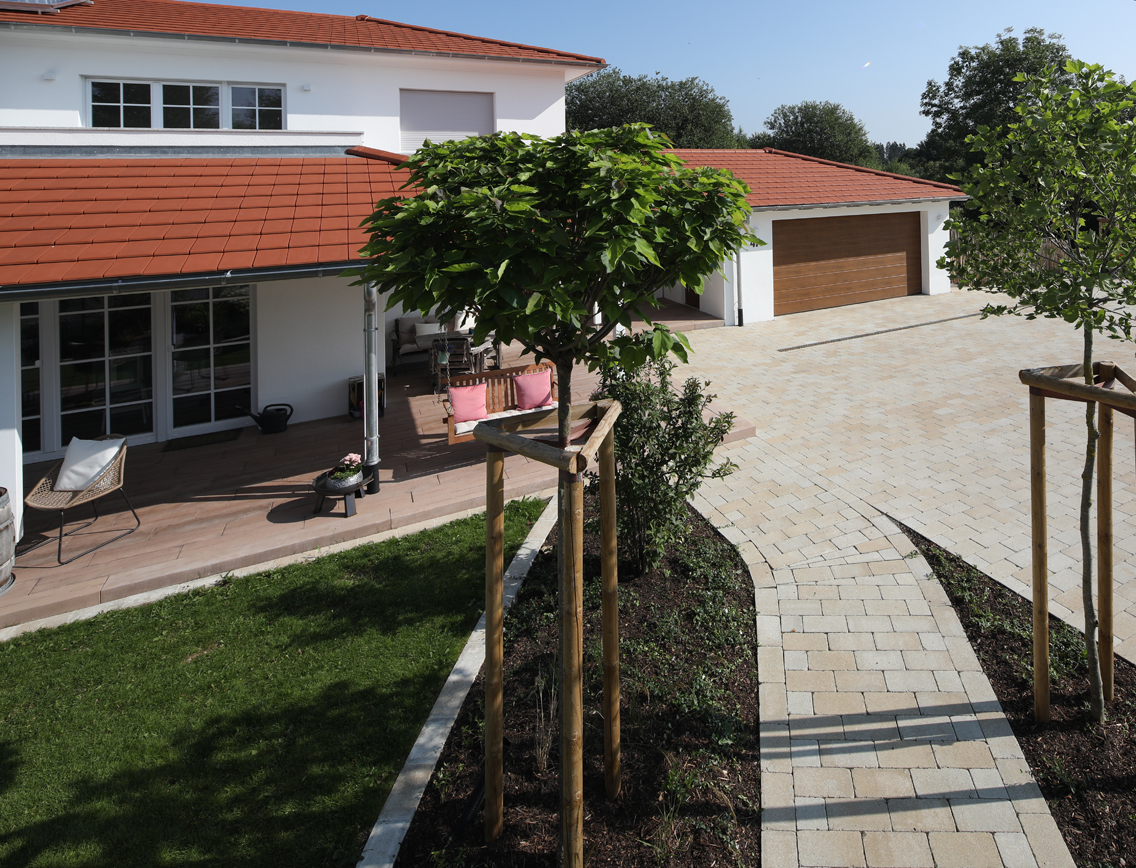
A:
0,497,546,868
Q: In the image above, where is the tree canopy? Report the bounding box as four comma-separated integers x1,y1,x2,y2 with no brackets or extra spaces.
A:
760,101,876,166
565,68,738,149
945,60,1136,722
356,125,759,443
916,27,1071,183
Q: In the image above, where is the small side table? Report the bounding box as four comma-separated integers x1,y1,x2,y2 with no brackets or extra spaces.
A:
312,471,374,518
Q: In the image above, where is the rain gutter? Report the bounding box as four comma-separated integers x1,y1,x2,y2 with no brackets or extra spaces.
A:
0,262,359,303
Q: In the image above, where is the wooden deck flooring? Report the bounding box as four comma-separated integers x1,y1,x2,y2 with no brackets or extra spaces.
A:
1,302,741,630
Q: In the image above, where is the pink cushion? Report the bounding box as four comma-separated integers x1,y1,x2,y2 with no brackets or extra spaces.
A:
449,382,488,424
514,369,553,410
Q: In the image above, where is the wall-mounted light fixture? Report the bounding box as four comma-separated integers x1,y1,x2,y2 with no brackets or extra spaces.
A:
301,83,312,92
43,70,57,81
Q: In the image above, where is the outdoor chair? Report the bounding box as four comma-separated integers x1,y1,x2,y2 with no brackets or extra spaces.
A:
22,434,140,565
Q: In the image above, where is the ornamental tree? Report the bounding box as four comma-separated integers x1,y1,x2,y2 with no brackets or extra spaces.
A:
356,124,759,448
944,60,1136,722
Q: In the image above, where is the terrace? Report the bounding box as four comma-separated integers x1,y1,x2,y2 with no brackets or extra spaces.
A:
1,300,734,631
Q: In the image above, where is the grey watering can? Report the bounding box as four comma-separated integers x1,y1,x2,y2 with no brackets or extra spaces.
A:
241,403,293,434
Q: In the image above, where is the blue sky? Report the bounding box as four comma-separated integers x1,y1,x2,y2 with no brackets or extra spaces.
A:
216,0,1136,146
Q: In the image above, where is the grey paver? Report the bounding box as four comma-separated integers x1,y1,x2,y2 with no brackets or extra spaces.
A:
887,797,956,832
929,832,1003,867
862,831,934,868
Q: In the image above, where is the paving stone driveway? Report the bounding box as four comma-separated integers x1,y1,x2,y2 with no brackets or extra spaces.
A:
688,289,1136,662
680,290,1123,868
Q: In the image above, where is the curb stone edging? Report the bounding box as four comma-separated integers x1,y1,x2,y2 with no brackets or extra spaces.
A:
356,493,559,868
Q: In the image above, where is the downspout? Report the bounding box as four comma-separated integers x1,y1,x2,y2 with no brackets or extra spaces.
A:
735,250,744,327
363,282,381,494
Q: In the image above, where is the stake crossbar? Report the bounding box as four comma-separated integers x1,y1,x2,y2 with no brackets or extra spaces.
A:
473,400,623,864
1020,362,1127,720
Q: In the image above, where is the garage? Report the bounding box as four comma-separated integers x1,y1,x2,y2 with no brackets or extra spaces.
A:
772,212,921,315
666,148,964,323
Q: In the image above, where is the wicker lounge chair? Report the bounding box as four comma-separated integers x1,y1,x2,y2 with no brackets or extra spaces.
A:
22,434,140,565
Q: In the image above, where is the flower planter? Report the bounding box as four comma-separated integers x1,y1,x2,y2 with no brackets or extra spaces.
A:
322,469,363,491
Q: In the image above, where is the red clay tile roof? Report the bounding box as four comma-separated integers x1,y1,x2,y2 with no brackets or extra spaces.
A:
0,157,409,290
671,148,963,209
0,0,605,65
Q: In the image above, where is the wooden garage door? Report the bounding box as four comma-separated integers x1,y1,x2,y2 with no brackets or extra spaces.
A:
773,213,921,315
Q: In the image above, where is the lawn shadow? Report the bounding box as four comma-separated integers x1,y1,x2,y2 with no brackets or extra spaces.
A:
0,675,439,868
249,533,494,649
0,739,18,799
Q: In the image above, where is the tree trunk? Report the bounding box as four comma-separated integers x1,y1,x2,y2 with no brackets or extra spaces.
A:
1079,327,1106,722
556,358,574,450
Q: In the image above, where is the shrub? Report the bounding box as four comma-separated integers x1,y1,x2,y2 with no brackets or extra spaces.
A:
592,346,735,573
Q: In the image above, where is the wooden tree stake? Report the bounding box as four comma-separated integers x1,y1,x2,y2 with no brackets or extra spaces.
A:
599,429,621,799
560,469,585,868
1098,402,1114,702
1030,390,1051,723
485,446,505,842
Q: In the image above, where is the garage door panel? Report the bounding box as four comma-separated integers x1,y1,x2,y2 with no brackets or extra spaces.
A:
772,213,921,315
774,253,907,286
777,275,909,307
776,284,913,315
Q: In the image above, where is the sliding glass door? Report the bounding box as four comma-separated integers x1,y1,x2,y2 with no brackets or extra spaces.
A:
20,285,255,461
57,292,154,443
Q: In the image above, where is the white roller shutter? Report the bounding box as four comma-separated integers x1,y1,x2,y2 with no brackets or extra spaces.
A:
399,90,494,152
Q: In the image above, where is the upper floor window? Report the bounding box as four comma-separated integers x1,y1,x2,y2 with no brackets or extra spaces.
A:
91,81,152,129
89,80,284,131
399,89,493,153
231,86,283,130
162,84,220,129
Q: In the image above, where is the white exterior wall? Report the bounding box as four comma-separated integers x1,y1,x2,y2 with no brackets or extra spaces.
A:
256,276,378,424
922,207,952,295
0,303,22,537
0,30,569,151
738,202,955,324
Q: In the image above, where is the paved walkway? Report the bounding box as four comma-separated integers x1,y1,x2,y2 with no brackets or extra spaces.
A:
683,292,1093,868
685,289,1136,661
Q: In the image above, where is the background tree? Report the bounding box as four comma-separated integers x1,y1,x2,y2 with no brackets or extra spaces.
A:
566,67,738,148
945,60,1136,723
916,27,1071,182
357,125,758,448
761,100,876,166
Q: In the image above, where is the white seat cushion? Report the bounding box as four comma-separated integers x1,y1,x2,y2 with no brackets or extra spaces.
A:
452,402,557,436
413,320,445,350
55,437,124,492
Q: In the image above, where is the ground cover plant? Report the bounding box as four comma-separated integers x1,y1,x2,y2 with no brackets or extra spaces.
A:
899,521,1136,868
592,343,735,574
0,498,545,868
395,498,761,867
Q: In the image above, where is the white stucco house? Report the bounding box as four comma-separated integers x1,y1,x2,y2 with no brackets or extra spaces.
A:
666,149,964,325
0,0,605,535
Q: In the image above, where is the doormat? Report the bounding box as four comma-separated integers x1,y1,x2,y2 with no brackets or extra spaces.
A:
162,428,243,452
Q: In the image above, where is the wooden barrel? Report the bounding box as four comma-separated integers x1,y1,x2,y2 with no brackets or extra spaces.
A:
0,488,14,596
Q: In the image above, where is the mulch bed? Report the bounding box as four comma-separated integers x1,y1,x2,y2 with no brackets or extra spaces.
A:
898,522,1136,868
393,498,761,867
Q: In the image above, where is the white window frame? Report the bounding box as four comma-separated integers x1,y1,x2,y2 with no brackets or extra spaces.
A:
164,285,258,440
21,288,258,464
85,78,286,131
